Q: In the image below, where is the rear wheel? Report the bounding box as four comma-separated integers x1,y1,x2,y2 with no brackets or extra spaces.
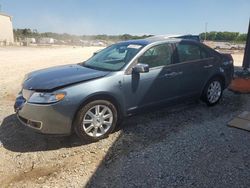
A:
202,77,223,106
74,100,118,142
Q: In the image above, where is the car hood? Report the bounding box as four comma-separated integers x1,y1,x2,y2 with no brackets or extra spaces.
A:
22,64,110,91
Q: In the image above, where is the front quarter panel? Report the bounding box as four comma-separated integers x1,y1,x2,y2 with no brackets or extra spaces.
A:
60,72,126,122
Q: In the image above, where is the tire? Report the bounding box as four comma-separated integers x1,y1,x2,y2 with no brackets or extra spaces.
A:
74,100,118,142
201,77,223,106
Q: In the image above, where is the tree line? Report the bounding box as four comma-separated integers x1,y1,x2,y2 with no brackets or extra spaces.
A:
14,28,247,42
13,29,152,42
199,31,247,42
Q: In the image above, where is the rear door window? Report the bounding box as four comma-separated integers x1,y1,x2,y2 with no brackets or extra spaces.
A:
176,43,200,62
176,43,212,63
200,47,212,59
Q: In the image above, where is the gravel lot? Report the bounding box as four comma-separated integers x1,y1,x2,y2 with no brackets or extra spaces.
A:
0,47,249,187
88,92,250,188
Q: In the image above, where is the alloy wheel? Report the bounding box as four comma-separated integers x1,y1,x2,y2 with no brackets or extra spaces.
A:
82,105,113,137
207,81,222,104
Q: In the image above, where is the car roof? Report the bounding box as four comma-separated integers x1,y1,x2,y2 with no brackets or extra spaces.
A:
119,36,198,46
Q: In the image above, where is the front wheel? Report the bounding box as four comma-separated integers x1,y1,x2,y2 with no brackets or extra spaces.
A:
202,78,223,106
74,100,118,142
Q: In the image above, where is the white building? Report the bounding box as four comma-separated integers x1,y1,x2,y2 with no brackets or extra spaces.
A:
25,37,36,43
39,37,55,44
0,13,14,45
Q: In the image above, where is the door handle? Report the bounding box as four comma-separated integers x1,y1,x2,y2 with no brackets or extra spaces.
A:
164,71,183,78
204,65,213,68
164,72,176,77
176,71,183,75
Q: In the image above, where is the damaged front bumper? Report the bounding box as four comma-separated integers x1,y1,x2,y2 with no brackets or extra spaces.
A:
14,93,73,135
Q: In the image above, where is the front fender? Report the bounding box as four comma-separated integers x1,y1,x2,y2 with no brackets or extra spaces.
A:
58,73,126,127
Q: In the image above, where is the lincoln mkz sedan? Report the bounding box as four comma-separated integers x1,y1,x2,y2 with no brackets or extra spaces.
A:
14,37,234,141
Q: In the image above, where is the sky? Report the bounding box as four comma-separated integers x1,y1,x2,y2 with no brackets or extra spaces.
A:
0,0,249,35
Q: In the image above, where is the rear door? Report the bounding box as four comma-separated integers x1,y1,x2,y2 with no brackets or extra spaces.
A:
173,41,215,97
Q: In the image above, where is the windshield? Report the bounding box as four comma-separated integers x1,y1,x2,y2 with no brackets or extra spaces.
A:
83,43,144,71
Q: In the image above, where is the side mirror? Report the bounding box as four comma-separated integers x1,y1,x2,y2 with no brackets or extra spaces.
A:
132,63,149,74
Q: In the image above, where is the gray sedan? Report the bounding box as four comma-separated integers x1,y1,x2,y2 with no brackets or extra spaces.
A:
14,37,234,141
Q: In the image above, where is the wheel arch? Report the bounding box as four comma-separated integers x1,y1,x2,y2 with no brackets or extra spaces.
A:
200,73,226,99
72,92,124,131
204,73,226,91
200,73,225,106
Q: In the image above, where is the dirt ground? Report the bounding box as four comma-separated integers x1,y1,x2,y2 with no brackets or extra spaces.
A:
0,46,111,187
231,51,244,66
0,46,250,187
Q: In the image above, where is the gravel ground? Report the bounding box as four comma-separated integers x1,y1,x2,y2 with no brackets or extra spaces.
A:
0,47,249,187
1,91,250,187
87,91,250,188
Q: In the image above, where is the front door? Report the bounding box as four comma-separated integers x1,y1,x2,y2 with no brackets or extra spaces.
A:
123,43,182,112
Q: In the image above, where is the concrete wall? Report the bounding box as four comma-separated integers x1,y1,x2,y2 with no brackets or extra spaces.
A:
0,13,14,45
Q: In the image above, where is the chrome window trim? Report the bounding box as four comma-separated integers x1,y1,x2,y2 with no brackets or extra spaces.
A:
175,57,215,65
138,56,214,71
124,41,215,74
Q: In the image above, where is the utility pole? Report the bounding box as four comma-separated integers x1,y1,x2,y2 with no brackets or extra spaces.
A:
205,22,208,41
242,19,250,69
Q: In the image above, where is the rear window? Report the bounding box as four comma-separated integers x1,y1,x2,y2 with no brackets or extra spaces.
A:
176,35,200,42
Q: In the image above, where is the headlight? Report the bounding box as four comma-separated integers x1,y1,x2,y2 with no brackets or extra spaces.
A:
28,92,66,104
